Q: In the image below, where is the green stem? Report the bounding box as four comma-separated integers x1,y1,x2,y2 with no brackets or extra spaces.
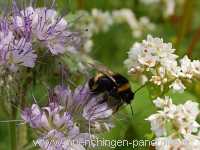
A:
17,125,27,150
175,0,194,51
9,104,17,150
187,26,200,58
9,123,17,150
17,78,30,149
36,0,44,7
77,0,84,9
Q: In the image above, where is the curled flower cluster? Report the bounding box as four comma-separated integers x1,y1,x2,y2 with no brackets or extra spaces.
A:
0,3,82,72
75,8,155,52
21,83,114,150
124,35,200,93
146,96,200,150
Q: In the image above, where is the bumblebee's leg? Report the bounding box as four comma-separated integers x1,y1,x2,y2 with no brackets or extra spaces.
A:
97,94,109,104
112,102,123,113
115,104,121,112
109,86,118,97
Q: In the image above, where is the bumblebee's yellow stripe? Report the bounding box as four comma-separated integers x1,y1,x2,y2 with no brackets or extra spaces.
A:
94,72,116,85
117,83,130,92
94,73,104,81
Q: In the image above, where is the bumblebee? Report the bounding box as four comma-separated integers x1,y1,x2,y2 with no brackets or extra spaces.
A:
88,63,134,112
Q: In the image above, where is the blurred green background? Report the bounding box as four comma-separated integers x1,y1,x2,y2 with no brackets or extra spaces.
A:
0,0,200,149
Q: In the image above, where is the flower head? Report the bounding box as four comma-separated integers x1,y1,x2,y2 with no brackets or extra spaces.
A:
125,35,178,71
147,97,200,149
91,9,113,33
155,134,200,150
179,56,193,79
112,9,155,38
125,35,200,93
12,3,83,55
0,19,37,71
192,60,200,77
21,83,114,149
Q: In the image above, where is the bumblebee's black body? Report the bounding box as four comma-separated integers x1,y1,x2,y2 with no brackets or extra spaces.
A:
89,73,134,106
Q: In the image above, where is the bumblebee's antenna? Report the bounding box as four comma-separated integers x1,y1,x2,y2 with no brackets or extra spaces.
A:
129,104,134,117
128,84,146,118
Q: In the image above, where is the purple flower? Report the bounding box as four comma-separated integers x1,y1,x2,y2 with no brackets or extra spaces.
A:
1,2,83,71
37,129,66,150
8,38,37,70
0,19,37,71
12,5,34,40
82,96,113,121
13,6,82,55
21,104,49,129
36,129,89,150
54,84,113,127
22,83,114,149
22,102,74,130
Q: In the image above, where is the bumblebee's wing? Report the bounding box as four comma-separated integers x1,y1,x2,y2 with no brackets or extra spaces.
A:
87,62,117,85
87,62,113,75
64,52,117,84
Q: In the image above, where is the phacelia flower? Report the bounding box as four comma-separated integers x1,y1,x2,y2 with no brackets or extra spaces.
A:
12,4,82,55
0,19,37,71
21,83,114,149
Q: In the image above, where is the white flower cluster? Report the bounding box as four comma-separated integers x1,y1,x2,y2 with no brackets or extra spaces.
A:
124,35,200,93
112,9,155,38
75,8,155,52
140,0,184,17
146,97,200,150
91,9,114,33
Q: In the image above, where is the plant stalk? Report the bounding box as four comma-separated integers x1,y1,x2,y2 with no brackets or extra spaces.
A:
9,103,17,150
175,0,194,51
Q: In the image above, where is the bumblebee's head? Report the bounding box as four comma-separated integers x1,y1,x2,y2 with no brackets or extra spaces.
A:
88,77,95,89
121,90,134,104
